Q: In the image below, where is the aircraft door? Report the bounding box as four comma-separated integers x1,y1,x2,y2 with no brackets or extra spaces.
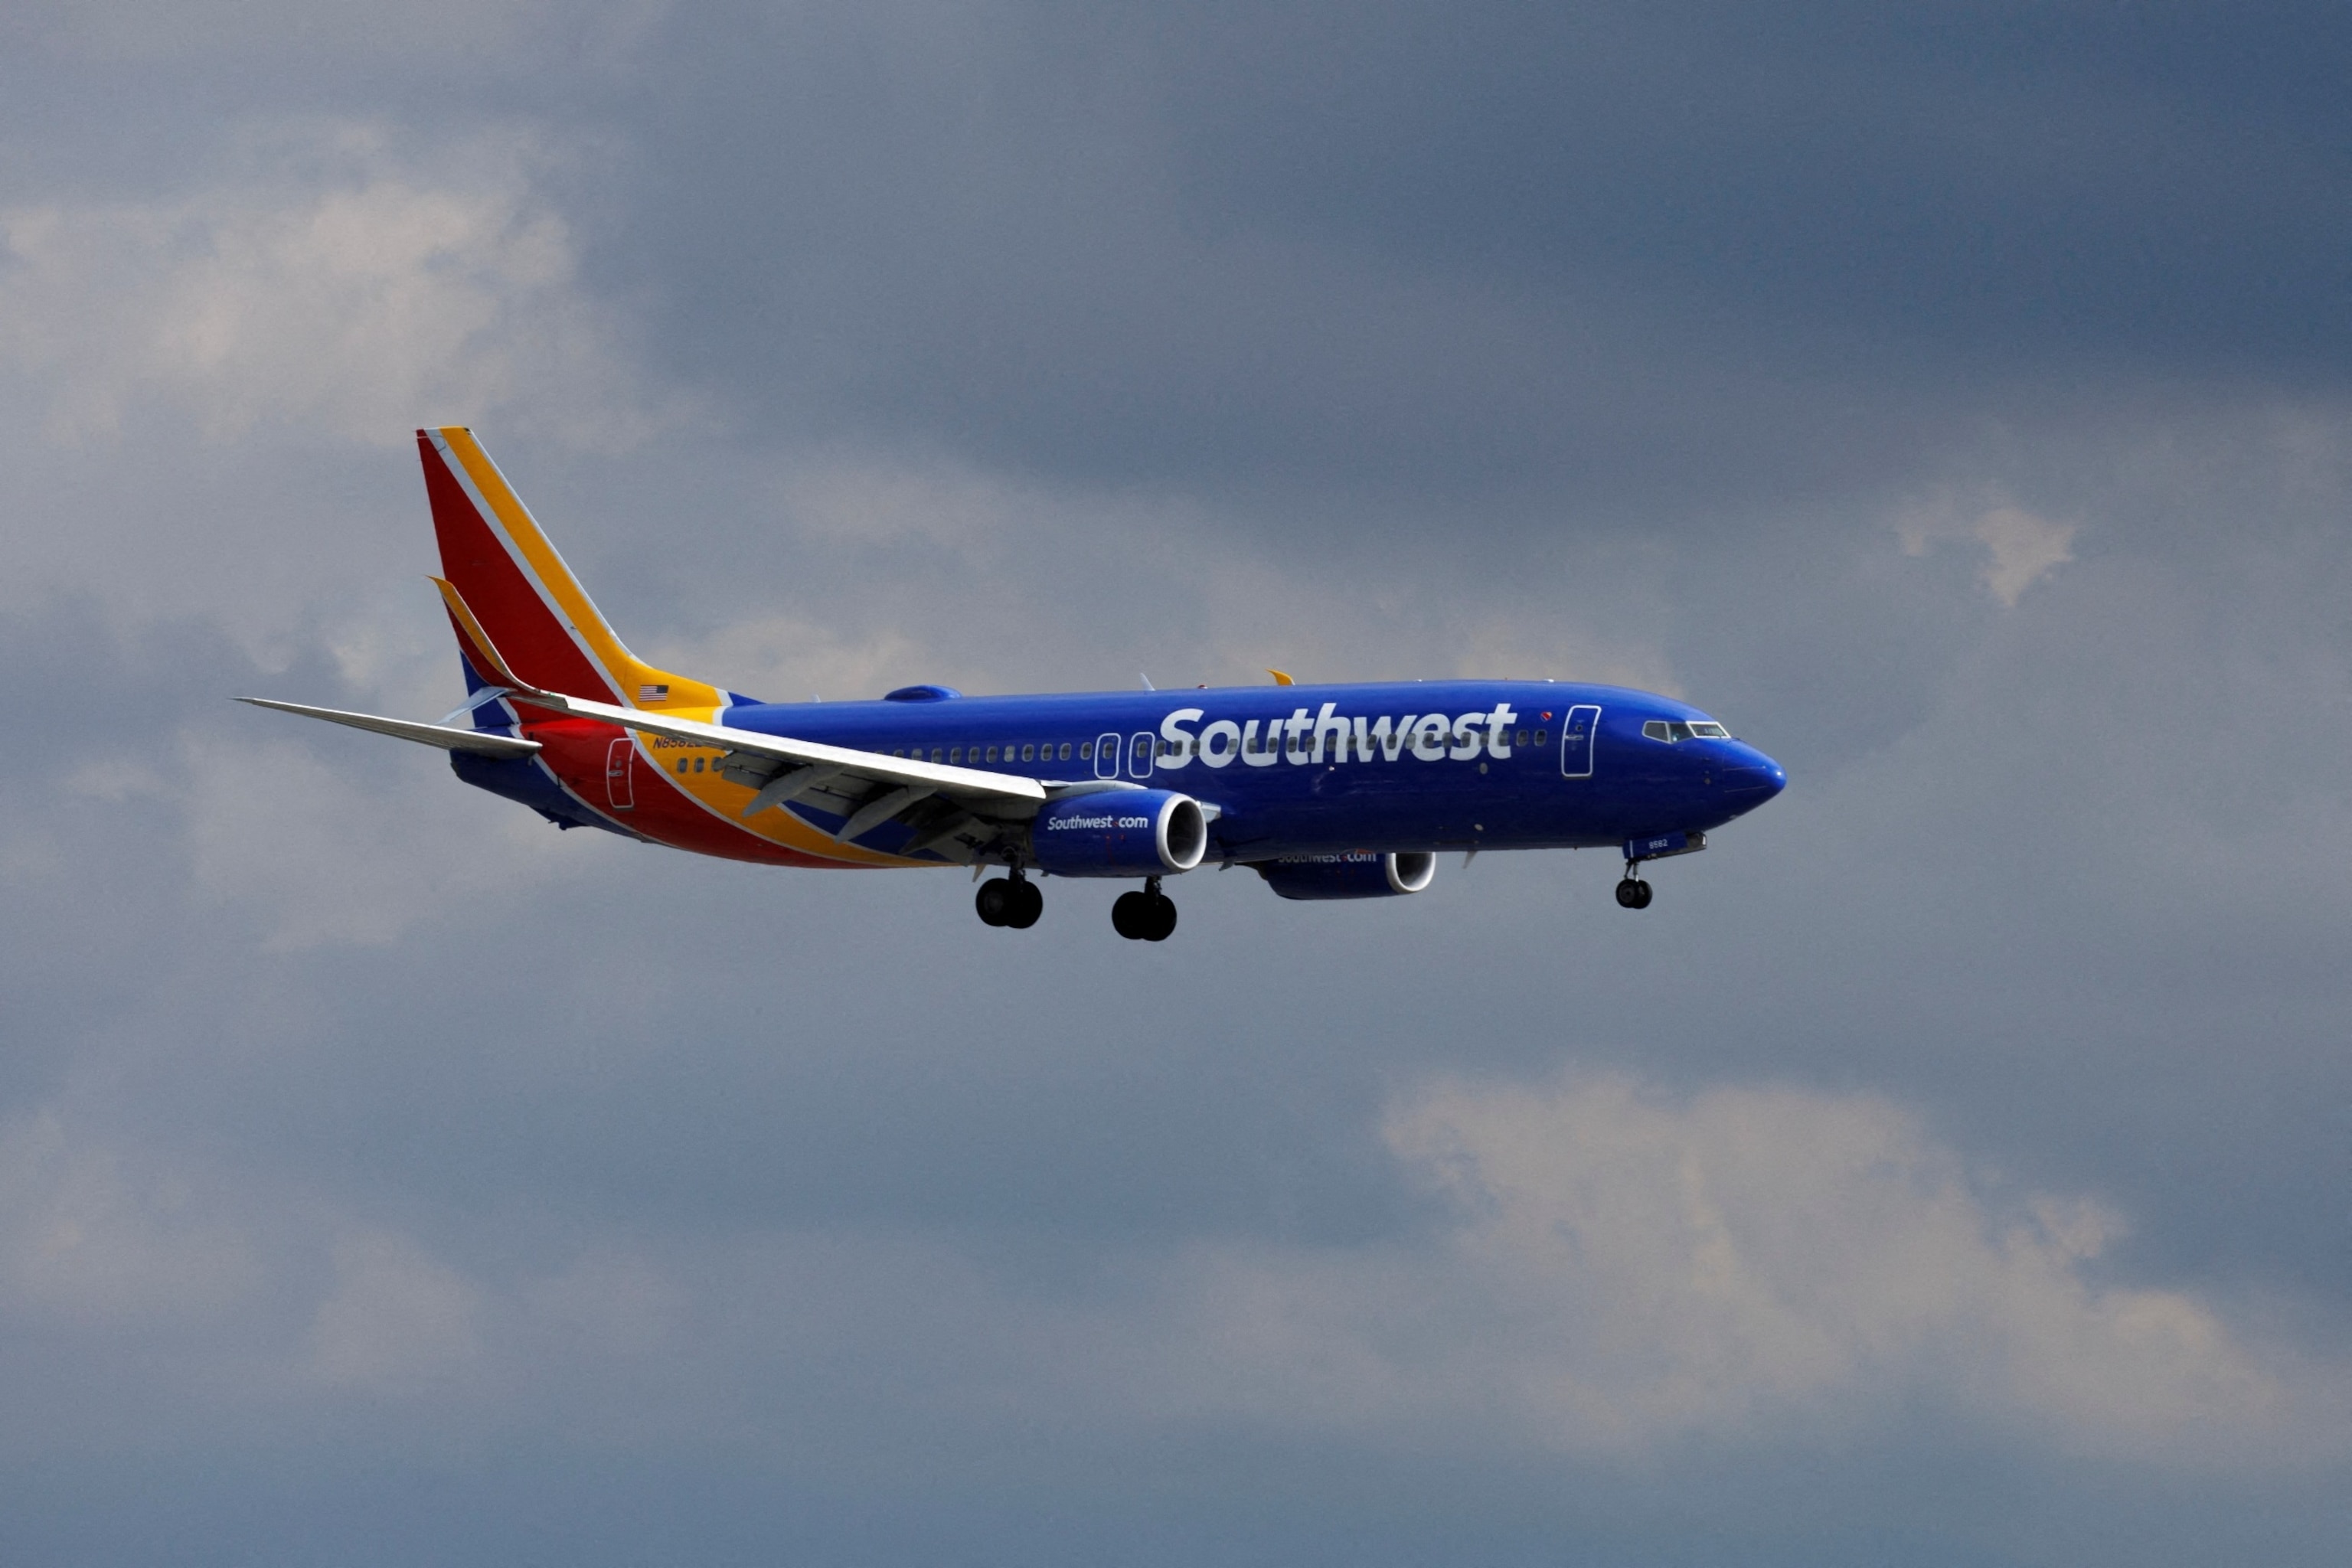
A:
605,737,635,808
1127,732,1155,779
1095,732,1122,779
1560,705,1600,779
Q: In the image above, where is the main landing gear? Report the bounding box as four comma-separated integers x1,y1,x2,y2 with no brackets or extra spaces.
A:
1111,878,1178,942
976,871,1043,929
1615,867,1655,910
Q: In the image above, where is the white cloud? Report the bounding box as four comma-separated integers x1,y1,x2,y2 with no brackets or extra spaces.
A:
1121,1073,2331,1465
0,122,677,449
307,1230,483,1393
1899,493,2076,606
0,1071,2337,1475
1972,505,2077,606
0,1111,259,1324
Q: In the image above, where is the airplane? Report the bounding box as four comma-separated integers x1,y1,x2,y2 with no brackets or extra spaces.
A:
240,428,1787,940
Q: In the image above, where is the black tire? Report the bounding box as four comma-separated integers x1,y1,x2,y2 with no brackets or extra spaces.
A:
1111,890,1150,939
1144,893,1178,942
1004,878,1044,929
976,879,1013,925
1615,877,1649,910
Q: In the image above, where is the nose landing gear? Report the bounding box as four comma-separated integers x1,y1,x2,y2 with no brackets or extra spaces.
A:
1111,877,1178,942
1612,830,1704,910
976,870,1044,929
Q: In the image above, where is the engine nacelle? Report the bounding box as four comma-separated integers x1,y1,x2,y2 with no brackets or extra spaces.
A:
1253,851,1436,900
1028,790,1207,877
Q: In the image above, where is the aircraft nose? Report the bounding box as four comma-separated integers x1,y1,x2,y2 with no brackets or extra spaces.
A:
1717,746,1786,808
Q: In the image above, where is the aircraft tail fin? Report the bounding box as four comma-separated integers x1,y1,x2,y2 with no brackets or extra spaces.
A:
416,427,724,712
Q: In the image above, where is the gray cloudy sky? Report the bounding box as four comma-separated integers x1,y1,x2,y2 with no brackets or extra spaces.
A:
3,3,2350,1563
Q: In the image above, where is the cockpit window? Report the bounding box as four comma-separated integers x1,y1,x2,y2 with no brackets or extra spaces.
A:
1643,720,1670,741
1645,719,1733,742
1688,721,1730,739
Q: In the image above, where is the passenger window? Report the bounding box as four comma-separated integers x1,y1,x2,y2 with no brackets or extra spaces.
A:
1514,729,1528,746
676,758,689,774
931,748,943,763
1534,730,1547,746
1080,741,1093,759
1021,743,1035,762
694,757,704,773
985,746,998,762
949,746,961,763
1059,742,1072,761
1642,720,1670,742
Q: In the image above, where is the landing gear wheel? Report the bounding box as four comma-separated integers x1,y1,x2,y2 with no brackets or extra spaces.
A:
1615,876,1653,910
1112,886,1179,942
978,875,1043,929
1112,890,1150,939
1142,892,1177,942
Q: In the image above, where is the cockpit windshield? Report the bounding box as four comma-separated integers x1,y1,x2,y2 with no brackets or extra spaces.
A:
1643,719,1733,742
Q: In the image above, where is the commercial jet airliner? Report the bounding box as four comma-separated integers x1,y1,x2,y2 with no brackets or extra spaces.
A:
240,429,1786,940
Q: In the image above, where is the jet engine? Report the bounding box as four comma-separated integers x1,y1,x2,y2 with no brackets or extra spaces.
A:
1028,790,1207,877
1253,851,1436,900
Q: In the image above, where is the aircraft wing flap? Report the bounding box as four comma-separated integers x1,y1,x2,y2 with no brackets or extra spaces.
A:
237,697,544,759
524,691,1050,805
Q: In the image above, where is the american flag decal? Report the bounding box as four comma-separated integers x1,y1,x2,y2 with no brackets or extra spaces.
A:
639,683,670,702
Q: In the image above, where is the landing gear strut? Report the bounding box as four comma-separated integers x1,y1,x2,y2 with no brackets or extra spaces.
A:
1615,867,1654,910
976,869,1044,929
1111,877,1178,942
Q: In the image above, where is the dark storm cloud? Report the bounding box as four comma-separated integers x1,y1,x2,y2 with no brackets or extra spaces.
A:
1158,2,2352,364
605,2,2352,508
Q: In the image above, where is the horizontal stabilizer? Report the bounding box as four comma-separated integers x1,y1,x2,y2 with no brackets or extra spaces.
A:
236,697,544,759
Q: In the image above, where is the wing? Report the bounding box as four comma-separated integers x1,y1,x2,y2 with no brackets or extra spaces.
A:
508,688,1146,860
234,697,544,758
521,688,1048,808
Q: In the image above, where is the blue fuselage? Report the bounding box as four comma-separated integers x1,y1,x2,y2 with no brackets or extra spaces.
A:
708,680,1784,861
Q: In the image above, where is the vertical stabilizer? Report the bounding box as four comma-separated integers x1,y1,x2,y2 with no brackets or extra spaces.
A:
416,428,723,711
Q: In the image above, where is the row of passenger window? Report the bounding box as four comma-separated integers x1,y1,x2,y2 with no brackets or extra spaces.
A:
891,741,1089,765
665,726,1576,780
882,730,1573,766
668,740,1106,778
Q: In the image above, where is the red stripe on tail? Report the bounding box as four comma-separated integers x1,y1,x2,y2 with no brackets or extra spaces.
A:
418,433,619,702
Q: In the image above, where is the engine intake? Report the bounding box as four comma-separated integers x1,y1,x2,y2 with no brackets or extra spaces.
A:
1029,790,1207,877
1254,851,1435,900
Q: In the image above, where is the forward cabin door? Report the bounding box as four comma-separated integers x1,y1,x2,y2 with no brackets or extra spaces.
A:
1560,705,1601,779
605,737,635,809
